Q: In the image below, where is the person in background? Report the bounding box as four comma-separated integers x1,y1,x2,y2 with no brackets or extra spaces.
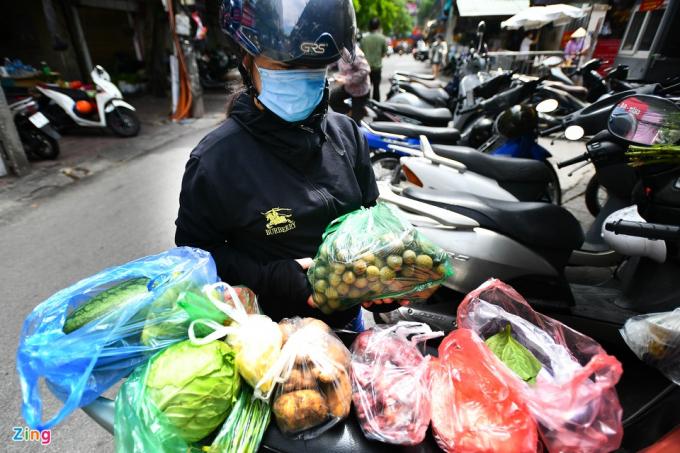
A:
564,27,591,65
329,42,370,123
361,17,387,101
520,30,537,53
430,34,446,78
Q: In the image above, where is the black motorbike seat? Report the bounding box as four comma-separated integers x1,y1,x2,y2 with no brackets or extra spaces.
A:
370,121,461,145
405,84,450,106
42,85,92,102
432,144,550,183
374,101,452,126
403,187,584,251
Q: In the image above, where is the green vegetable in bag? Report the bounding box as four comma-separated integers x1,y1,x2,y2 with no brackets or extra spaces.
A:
486,325,542,384
206,385,271,453
115,340,241,452
308,203,454,313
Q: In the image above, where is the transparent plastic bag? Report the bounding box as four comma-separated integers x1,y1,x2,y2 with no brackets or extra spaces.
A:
308,202,453,313
114,340,240,452
430,328,539,453
457,279,624,453
350,322,442,445
621,308,680,385
16,247,217,430
259,317,352,439
187,282,282,393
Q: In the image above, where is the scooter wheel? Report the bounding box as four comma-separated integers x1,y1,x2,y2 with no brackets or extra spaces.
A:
585,175,607,217
545,161,562,205
107,107,141,137
24,129,60,160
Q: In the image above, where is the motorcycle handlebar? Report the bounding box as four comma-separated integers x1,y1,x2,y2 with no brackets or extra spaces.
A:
605,220,680,240
557,153,589,169
540,123,564,136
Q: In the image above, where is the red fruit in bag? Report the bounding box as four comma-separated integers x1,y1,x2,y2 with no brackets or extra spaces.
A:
430,329,538,453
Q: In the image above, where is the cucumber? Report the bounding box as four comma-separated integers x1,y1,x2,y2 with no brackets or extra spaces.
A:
63,277,151,334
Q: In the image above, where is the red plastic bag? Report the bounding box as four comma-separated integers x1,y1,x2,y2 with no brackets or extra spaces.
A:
457,279,624,453
430,328,539,453
350,322,442,445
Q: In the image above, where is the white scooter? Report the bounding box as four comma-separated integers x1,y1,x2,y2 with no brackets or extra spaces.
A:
36,65,140,137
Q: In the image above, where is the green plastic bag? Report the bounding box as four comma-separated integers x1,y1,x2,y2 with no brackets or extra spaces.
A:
308,203,454,313
114,340,241,453
206,385,271,453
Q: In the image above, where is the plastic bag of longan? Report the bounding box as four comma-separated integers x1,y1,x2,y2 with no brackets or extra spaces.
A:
308,203,454,314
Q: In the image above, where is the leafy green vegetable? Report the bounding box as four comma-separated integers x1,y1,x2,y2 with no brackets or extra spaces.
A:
145,340,241,442
206,385,271,453
486,325,542,384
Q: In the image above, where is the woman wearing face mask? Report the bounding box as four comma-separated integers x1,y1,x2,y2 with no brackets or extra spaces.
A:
175,0,385,327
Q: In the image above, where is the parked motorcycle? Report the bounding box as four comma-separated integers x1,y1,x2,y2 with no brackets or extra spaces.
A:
36,65,140,137
8,95,60,160
377,94,680,450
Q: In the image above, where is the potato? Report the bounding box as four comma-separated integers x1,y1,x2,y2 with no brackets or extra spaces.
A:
354,277,368,289
279,318,298,344
301,318,331,333
331,263,346,275
328,273,342,288
336,282,350,296
282,368,317,393
326,337,351,368
379,266,396,282
273,390,329,433
322,370,351,419
387,255,403,271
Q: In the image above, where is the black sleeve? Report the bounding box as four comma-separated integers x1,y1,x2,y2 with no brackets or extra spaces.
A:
353,123,380,207
175,157,311,310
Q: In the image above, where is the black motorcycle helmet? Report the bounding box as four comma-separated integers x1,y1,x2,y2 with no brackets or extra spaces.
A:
495,104,538,139
219,0,357,68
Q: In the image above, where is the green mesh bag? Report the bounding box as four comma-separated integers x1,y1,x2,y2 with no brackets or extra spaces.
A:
308,203,453,313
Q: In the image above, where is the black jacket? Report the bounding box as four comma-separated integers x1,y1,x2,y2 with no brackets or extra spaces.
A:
175,93,378,325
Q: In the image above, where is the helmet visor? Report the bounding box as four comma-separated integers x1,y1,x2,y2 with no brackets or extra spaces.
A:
234,0,356,66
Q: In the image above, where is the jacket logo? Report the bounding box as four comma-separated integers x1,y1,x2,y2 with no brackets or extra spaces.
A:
300,42,327,55
262,208,296,236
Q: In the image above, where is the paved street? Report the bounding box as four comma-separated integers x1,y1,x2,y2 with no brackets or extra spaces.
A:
1,54,594,452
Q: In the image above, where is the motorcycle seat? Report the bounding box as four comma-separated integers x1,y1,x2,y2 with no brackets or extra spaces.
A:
373,101,452,127
543,81,588,99
395,71,435,81
432,145,550,183
404,84,449,107
402,187,584,251
42,85,92,102
370,121,461,145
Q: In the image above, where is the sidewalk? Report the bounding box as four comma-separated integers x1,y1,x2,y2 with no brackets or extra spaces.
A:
0,91,228,224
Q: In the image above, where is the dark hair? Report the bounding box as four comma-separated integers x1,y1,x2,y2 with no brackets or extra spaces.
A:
369,17,380,31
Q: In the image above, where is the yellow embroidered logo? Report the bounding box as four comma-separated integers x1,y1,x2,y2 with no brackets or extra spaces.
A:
262,208,296,236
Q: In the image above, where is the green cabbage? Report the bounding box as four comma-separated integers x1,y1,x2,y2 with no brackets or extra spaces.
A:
145,340,241,442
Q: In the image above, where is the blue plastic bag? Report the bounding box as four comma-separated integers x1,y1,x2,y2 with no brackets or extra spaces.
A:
17,247,218,430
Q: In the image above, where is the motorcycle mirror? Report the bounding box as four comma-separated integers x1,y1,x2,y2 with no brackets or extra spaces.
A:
477,21,486,36
608,94,680,146
536,99,559,113
565,125,585,141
